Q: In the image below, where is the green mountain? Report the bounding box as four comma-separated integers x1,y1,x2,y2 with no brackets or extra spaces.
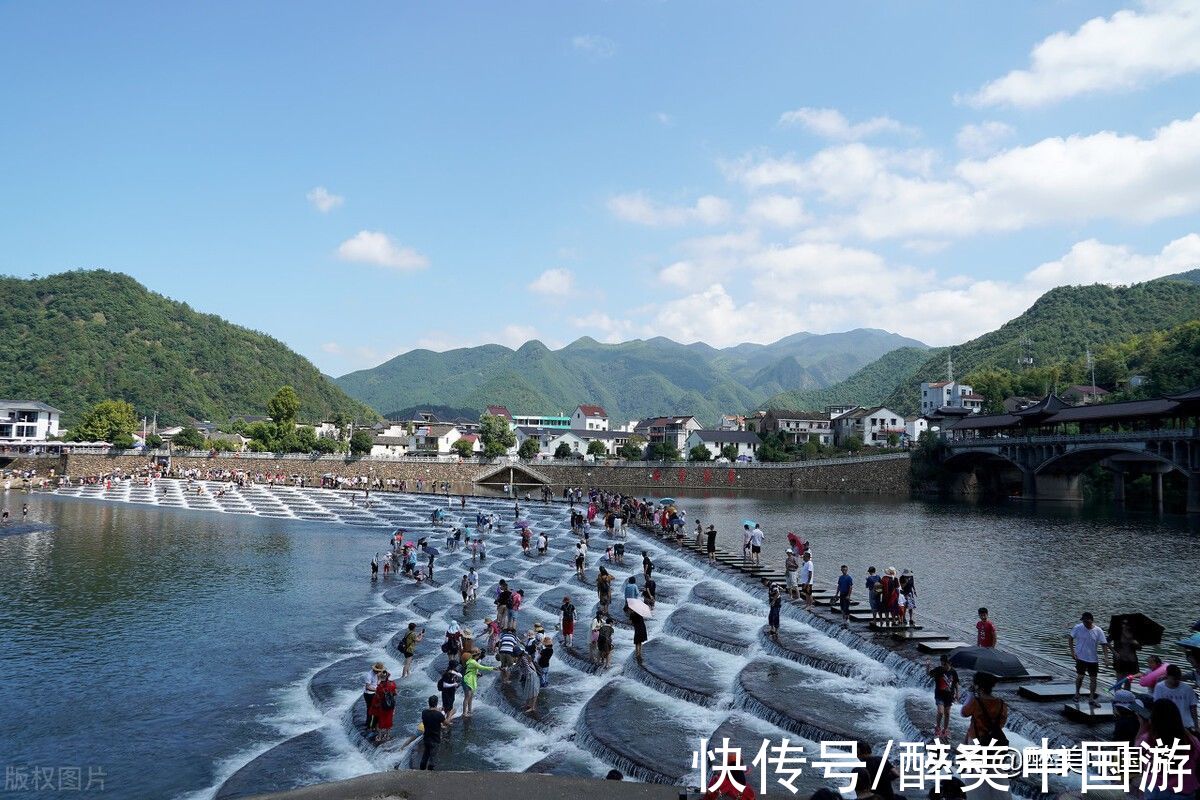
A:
0,270,378,426
762,275,1200,415
337,328,927,425
761,346,934,411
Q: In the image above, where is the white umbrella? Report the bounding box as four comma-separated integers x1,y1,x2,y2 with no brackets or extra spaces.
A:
626,598,653,618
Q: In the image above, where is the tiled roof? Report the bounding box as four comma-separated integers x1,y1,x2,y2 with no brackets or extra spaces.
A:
0,400,63,414
765,409,829,422
576,404,608,417
485,405,512,420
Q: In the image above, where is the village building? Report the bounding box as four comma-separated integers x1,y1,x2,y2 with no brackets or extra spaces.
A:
758,409,833,445
634,415,702,453
570,404,609,431
685,429,759,461
832,406,906,447
0,400,61,444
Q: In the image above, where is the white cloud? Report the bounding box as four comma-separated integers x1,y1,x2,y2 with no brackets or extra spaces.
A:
574,312,636,343
571,34,616,59
654,112,674,127
965,0,1200,108
744,195,809,228
497,325,541,348
955,121,1015,156
902,239,951,255
306,186,344,213
628,228,1200,348
528,268,574,296
778,107,912,140
608,192,731,227
726,112,1200,240
336,231,429,271
1025,233,1200,289
321,342,343,355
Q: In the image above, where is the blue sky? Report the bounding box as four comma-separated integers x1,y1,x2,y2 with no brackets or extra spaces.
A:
3,1,1199,376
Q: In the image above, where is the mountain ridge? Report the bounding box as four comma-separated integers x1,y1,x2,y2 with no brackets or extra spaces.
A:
337,328,929,424
0,270,378,426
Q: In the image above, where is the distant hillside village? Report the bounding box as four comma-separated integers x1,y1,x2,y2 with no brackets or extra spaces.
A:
1,374,1121,462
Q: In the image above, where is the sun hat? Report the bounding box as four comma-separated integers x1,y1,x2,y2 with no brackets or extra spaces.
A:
1112,689,1150,718
372,661,385,673
902,569,912,576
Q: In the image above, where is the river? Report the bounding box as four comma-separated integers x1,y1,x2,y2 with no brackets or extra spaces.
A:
0,487,1196,799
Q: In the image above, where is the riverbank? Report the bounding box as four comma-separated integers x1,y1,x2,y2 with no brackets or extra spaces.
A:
4,450,912,495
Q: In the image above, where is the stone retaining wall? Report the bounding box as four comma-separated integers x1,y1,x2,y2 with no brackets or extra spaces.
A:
55,453,911,495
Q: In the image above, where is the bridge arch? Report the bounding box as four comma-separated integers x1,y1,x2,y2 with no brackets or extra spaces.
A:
1035,445,1186,477
941,449,1023,473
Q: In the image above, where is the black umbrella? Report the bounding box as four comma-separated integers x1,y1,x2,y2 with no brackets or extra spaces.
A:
1109,613,1164,647
949,646,1029,678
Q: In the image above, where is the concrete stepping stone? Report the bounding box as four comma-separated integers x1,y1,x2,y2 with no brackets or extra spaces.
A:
215,729,333,799
1018,682,1079,701
1061,701,1114,723
916,640,970,654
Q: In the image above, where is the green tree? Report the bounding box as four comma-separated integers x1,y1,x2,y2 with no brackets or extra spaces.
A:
207,437,239,452
843,434,864,453
518,438,540,459
586,440,608,458
144,433,163,449
755,432,790,462
313,437,340,454
963,368,1017,414
617,440,645,460
719,444,739,461
112,432,135,449
648,441,680,461
293,426,319,452
71,399,138,443
478,414,516,458
244,420,277,451
800,439,821,460
349,429,374,456
554,442,573,459
172,426,206,450
886,432,900,447
688,444,712,461
267,386,301,429
452,438,475,458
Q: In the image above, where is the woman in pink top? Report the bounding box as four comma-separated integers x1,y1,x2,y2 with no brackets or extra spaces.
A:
1135,698,1200,799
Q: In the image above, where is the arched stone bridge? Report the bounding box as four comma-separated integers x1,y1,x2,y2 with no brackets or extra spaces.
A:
943,429,1200,511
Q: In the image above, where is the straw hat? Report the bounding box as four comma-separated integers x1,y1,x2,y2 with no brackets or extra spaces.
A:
372,661,385,673
886,567,897,576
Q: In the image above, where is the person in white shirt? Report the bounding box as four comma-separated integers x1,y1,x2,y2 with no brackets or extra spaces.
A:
749,524,765,565
1153,665,1199,732
1067,612,1110,705
799,552,814,608
363,661,384,731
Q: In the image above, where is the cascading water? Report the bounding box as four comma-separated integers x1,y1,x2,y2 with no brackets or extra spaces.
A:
42,480,1087,799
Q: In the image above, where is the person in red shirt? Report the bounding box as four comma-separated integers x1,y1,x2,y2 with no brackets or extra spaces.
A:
976,607,997,648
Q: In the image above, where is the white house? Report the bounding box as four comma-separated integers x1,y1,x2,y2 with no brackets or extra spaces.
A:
0,401,62,444
408,424,461,455
514,426,561,455
717,414,746,431
686,429,759,461
920,381,983,415
634,416,702,454
759,409,833,445
833,406,906,447
905,416,928,443
548,429,632,457
570,404,609,431
370,435,409,457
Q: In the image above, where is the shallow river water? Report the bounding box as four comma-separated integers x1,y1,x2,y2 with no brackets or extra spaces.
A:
0,486,1196,799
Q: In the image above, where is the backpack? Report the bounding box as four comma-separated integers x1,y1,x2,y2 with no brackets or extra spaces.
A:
380,686,396,710
974,697,1009,747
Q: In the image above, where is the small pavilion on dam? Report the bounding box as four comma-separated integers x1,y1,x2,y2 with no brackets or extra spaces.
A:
930,387,1200,512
